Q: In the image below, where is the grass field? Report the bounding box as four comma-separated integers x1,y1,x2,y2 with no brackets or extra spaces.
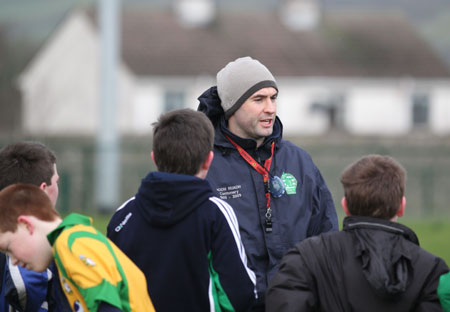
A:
402,219,450,264
89,213,450,265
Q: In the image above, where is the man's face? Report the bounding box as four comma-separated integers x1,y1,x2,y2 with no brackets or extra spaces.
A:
44,164,59,206
0,221,53,272
228,87,278,146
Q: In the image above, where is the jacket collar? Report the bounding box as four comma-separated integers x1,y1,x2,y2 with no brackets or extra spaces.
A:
135,171,214,227
47,213,92,246
343,216,419,246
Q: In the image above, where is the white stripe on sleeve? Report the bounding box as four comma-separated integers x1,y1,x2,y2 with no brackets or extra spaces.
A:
209,196,257,287
8,256,27,310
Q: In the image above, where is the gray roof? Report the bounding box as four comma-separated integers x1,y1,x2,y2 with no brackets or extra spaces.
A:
106,8,450,77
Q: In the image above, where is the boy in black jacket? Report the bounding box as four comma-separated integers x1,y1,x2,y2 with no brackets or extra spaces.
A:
266,154,449,312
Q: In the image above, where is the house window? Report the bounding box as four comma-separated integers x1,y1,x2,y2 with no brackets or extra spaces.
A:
164,90,185,112
310,93,345,131
412,93,429,126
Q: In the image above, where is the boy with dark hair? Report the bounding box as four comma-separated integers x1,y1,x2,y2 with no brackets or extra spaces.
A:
0,141,59,205
0,141,59,312
0,184,154,312
266,154,449,311
107,108,257,311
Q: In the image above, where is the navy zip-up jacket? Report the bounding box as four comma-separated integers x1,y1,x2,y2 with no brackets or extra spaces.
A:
0,255,54,312
107,171,256,311
198,87,339,300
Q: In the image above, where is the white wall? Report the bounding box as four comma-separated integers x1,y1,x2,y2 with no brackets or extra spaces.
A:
431,85,450,135
19,11,100,135
131,83,163,134
17,11,450,137
276,79,330,135
19,11,138,136
130,75,214,134
129,77,450,137
345,83,410,136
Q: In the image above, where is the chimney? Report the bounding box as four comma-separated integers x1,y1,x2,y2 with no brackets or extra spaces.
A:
174,0,215,28
279,0,321,31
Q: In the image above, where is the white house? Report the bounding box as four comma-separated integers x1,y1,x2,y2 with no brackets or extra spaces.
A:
18,0,450,137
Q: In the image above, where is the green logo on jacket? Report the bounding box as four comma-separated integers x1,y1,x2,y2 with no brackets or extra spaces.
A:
281,172,297,195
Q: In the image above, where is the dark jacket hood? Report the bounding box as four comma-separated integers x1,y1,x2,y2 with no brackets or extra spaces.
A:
197,86,283,154
343,216,419,299
134,171,214,227
197,86,224,128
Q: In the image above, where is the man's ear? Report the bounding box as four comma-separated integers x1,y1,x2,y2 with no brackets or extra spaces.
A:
396,196,406,217
17,216,35,235
341,197,351,216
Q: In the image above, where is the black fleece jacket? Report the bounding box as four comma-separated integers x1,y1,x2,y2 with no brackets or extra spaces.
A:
266,216,449,312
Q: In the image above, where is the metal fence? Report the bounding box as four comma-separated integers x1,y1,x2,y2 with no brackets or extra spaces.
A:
292,135,450,219
2,135,449,218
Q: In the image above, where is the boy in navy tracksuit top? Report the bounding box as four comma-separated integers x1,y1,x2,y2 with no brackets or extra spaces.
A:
107,109,256,311
0,142,60,312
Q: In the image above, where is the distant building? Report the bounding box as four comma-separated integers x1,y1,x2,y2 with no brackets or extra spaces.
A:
18,0,450,136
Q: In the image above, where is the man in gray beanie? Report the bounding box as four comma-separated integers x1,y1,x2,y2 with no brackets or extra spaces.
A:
217,56,278,120
197,56,338,311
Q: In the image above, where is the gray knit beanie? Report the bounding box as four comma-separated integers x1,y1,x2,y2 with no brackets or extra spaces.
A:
217,56,278,119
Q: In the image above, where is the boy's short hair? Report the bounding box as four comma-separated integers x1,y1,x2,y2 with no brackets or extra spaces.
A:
0,184,59,233
152,108,214,175
340,154,406,219
0,142,57,191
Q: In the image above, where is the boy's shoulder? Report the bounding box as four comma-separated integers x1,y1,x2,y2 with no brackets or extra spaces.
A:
199,195,237,221
57,222,97,238
298,228,346,243
110,197,135,220
107,197,137,235
54,221,106,254
54,223,119,276
290,230,359,267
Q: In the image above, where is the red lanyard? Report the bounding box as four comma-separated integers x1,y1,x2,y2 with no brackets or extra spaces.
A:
225,135,275,232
